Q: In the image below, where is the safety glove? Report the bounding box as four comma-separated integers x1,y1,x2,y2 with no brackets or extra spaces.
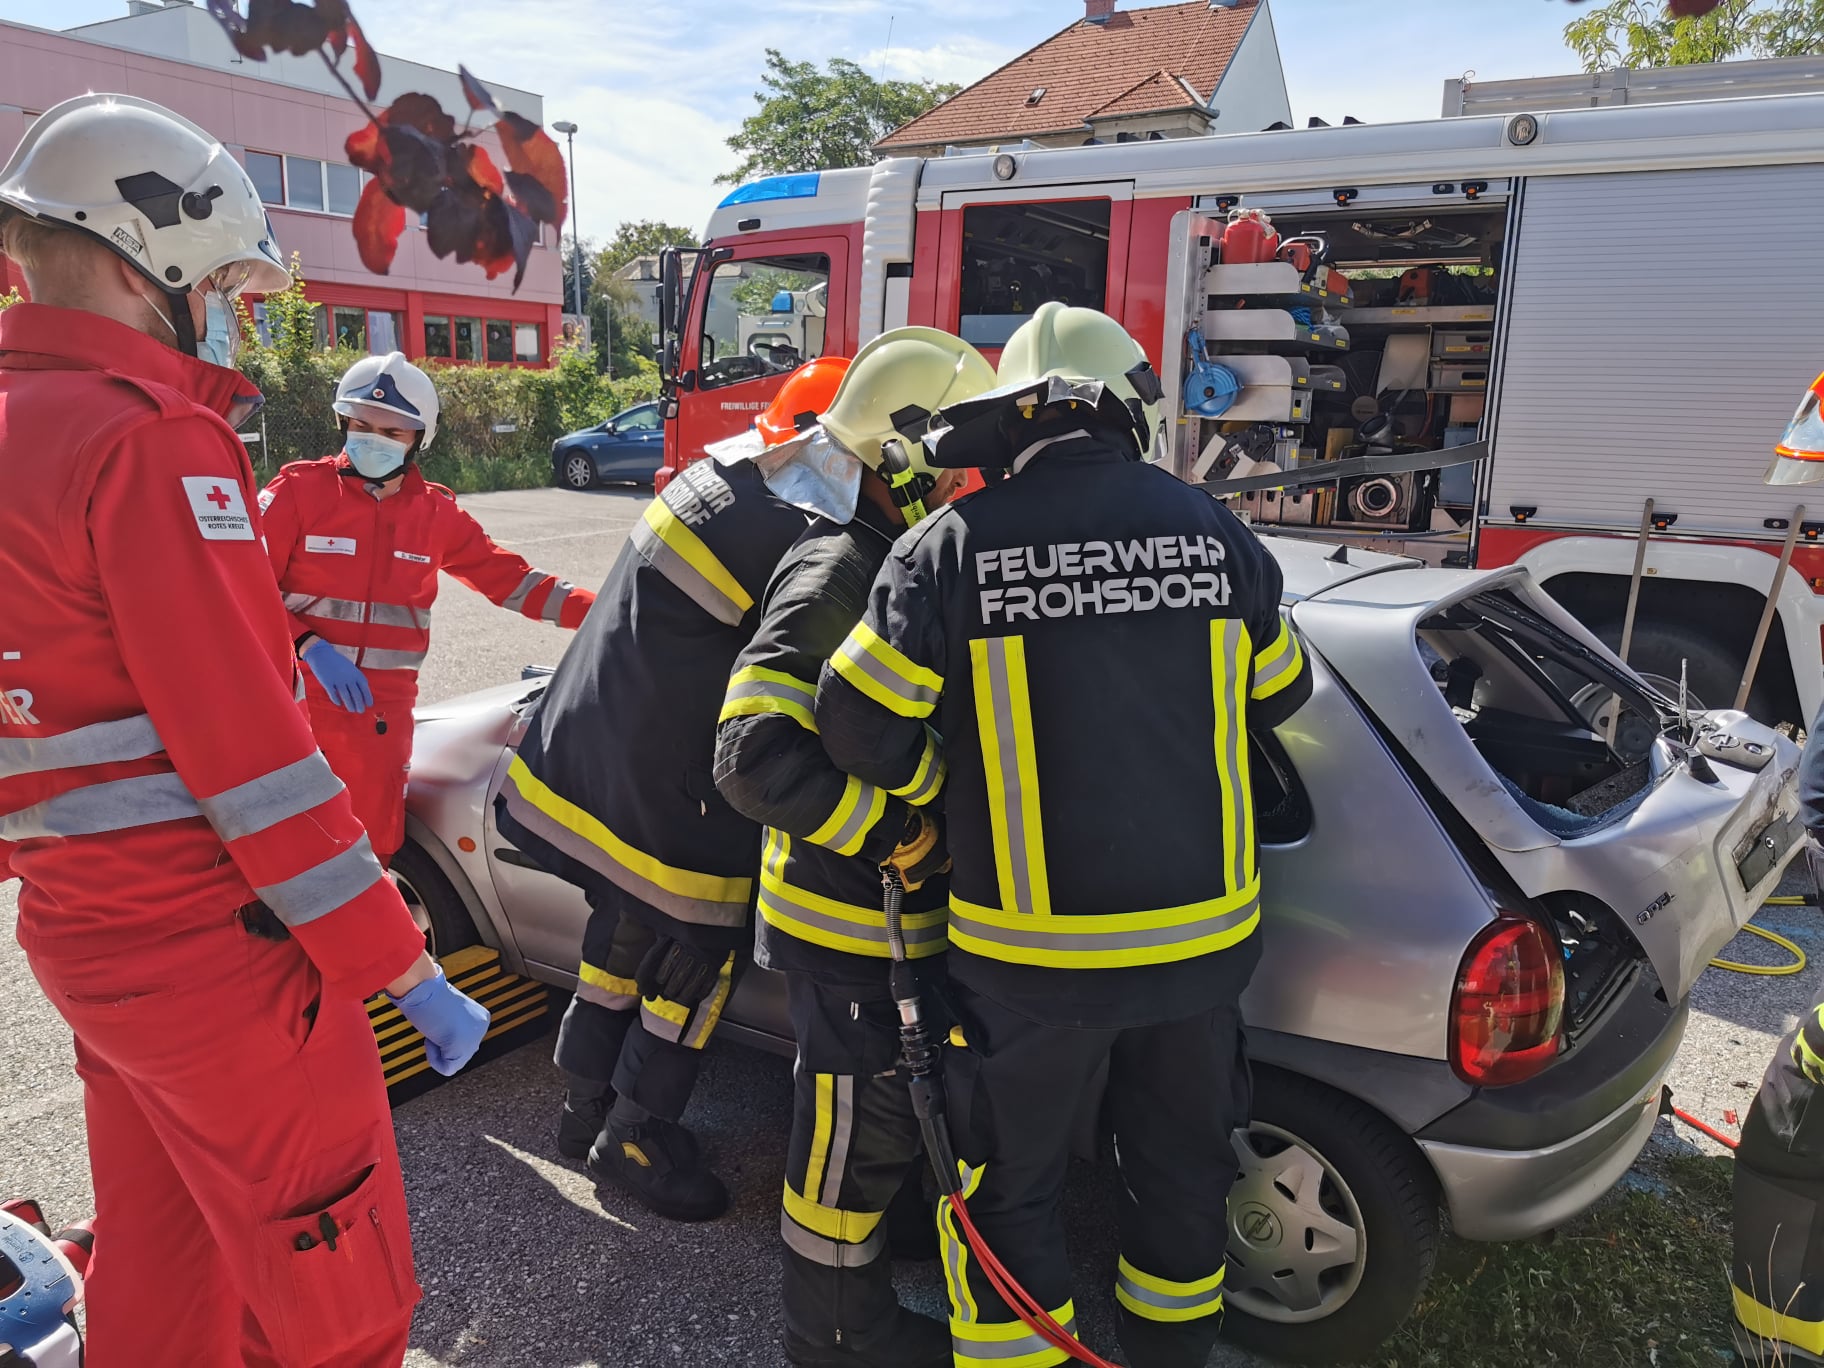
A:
387,965,490,1076
884,810,950,893
301,638,374,714
636,937,725,1008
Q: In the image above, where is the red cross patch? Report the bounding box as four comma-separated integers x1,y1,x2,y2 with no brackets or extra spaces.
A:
181,477,256,541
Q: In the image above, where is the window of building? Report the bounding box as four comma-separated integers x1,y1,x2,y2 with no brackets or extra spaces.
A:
326,163,362,217
699,253,831,391
285,156,324,212
332,306,366,351
454,317,480,363
249,300,272,347
956,199,1111,347
245,151,284,206
514,323,542,363
368,309,401,354
485,320,514,364
424,315,452,359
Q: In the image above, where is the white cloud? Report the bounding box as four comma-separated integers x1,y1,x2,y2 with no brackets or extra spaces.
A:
863,37,1018,87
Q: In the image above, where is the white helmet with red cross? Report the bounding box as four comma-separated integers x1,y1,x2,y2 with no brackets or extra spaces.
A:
334,352,440,450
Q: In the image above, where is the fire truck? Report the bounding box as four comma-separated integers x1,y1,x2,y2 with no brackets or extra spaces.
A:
657,90,1824,726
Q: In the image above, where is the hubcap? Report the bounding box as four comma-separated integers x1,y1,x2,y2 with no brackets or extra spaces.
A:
391,870,437,957
565,454,594,488
1225,1122,1367,1324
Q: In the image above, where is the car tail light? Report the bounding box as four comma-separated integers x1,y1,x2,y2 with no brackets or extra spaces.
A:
1450,916,1564,1086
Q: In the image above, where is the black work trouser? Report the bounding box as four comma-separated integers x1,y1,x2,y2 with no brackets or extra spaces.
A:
781,971,929,1351
940,980,1252,1368
1733,1014,1824,1363
553,886,738,1122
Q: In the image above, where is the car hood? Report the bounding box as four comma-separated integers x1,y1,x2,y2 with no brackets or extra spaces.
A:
1280,545,1802,1001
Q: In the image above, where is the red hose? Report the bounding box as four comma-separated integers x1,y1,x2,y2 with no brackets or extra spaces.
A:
945,1192,1125,1368
1671,1105,1739,1151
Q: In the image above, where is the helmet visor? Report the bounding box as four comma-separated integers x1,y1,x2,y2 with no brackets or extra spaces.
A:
1765,382,1824,485
205,261,257,301
340,399,426,433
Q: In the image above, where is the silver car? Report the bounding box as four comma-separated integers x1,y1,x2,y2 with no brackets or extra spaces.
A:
397,541,1801,1363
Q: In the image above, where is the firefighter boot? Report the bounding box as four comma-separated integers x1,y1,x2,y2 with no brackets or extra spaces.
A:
557,1073,613,1162
781,1251,950,1367
588,1100,726,1222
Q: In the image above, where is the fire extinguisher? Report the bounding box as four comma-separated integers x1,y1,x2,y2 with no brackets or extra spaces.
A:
1221,208,1280,265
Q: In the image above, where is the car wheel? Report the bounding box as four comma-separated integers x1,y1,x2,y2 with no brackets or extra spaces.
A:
558,451,597,491
390,842,481,962
1221,1071,1439,1364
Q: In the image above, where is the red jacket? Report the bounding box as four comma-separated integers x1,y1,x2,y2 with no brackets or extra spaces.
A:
0,305,425,998
259,458,593,698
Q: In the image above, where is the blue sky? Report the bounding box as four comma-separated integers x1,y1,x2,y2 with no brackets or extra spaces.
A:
2,0,1593,242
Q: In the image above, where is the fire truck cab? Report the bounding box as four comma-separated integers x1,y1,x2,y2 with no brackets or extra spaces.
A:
659,91,1824,727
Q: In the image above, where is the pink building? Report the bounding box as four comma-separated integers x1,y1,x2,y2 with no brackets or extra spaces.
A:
1,0,564,366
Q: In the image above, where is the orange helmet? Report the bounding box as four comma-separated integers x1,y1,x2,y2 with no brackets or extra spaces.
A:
756,355,850,447
1767,371,1824,486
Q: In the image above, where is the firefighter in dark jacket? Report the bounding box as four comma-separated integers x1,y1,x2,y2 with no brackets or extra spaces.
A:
814,303,1313,1368
713,329,997,1368
1732,368,1824,1362
494,359,846,1221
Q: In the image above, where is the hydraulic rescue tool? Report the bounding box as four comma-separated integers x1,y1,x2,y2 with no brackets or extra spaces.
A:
0,1201,89,1368
883,867,1123,1368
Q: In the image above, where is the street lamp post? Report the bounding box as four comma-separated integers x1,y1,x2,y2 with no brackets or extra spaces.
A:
552,120,583,347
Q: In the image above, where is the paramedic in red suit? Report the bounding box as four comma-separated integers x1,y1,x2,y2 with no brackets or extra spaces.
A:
259,352,595,866
0,94,489,1367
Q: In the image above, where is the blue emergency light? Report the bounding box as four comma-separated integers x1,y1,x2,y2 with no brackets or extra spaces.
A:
718,173,822,208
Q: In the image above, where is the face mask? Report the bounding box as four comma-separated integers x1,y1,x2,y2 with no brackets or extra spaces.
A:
196,291,240,369
344,431,413,480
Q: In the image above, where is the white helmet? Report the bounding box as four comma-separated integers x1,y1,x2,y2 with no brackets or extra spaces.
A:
0,93,289,301
334,352,440,450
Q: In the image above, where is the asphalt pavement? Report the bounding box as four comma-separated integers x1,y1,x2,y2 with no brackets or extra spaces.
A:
2,484,1818,1367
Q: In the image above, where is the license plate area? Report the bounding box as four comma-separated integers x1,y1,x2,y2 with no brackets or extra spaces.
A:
1736,807,1802,891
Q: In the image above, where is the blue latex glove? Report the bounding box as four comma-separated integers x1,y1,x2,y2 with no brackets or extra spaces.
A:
301,638,373,713
387,966,490,1076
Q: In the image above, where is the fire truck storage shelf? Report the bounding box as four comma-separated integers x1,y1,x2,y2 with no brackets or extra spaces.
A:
1206,261,1353,308
1202,311,1351,352
1337,304,1496,325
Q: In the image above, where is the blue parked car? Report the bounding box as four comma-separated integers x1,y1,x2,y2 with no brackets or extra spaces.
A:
551,403,664,490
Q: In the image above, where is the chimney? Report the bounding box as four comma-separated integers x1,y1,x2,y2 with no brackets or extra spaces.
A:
1085,0,1117,24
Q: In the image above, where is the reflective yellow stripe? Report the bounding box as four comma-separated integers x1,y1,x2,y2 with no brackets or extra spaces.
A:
831,621,944,719
783,1178,885,1244
949,890,1259,969
805,773,889,857
804,1073,834,1199
759,869,949,959
1212,619,1253,893
720,665,818,732
888,725,947,806
972,636,1049,917
642,995,690,1027
577,963,639,998
1736,1284,1824,1355
1252,619,1305,701
939,1163,986,1326
502,755,752,911
1794,1031,1824,1083
682,953,734,1049
637,500,755,624
1114,1256,1225,1323
575,961,640,1009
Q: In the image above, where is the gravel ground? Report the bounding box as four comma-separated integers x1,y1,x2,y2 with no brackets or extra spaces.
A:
2,484,1816,1367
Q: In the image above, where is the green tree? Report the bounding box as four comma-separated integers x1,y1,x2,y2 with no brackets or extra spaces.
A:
720,50,960,184
599,219,700,274
732,269,818,317
263,253,324,369
1565,0,1824,70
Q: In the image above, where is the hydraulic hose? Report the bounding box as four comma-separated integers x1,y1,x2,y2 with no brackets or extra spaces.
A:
884,867,1122,1368
1710,922,1807,976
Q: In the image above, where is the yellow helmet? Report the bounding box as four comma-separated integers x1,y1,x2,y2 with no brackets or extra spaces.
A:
820,327,997,479
993,302,1164,457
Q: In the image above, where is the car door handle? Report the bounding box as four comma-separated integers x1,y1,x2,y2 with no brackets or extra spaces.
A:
494,847,545,870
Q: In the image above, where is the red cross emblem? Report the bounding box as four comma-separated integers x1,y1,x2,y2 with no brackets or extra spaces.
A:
207,486,233,510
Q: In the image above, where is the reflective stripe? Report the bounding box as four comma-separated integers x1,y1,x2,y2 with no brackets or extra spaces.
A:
640,994,690,1043
719,666,818,733
948,892,1259,969
255,834,386,929
358,647,427,672
576,961,639,1011
499,756,752,926
540,583,575,624
972,636,1049,917
1735,1285,1824,1355
1795,1029,1824,1083
888,726,946,806
831,621,942,718
682,953,734,1050
501,570,547,615
0,713,165,781
781,1180,885,1244
198,752,345,844
780,1208,887,1267
0,771,201,841
939,1162,987,1326
1252,618,1305,701
631,503,754,627
369,602,431,630
637,951,733,1050
759,843,948,959
805,774,888,857
1212,619,1253,894
819,1074,856,1209
804,1072,835,1199
294,670,308,704
285,595,429,631
952,1317,1076,1368
1114,1257,1225,1323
